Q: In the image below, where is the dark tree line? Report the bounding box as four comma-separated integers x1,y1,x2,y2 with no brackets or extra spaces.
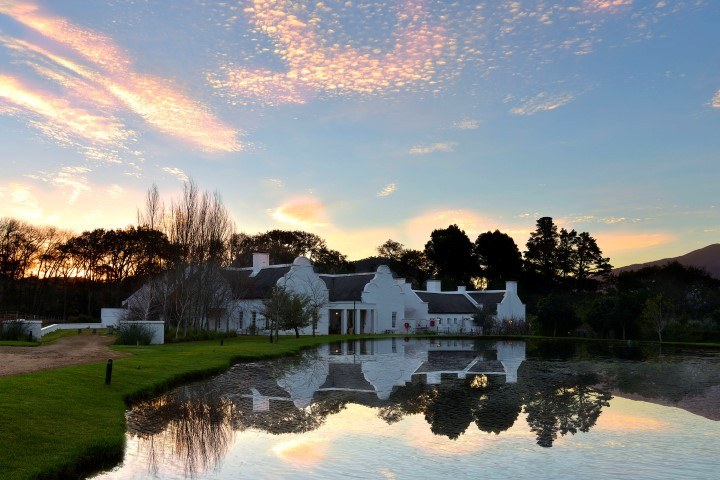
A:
3,189,718,342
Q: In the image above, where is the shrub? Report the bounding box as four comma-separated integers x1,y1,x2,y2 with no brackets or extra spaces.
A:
164,328,238,343
0,320,30,341
116,323,154,345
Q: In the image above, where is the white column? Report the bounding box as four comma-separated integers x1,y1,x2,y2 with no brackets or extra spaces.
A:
341,309,347,335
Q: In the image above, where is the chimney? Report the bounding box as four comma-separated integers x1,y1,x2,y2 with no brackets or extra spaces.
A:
426,279,441,292
505,280,518,295
252,252,270,273
457,286,466,293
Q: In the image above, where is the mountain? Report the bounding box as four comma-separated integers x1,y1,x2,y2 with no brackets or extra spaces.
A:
614,244,720,279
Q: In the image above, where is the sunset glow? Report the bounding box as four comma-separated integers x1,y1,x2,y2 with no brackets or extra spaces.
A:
0,0,717,267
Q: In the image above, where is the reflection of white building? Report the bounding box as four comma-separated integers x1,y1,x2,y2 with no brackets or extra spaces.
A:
250,339,526,410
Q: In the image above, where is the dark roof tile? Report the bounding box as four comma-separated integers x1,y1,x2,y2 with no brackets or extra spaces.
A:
320,274,374,302
415,292,477,314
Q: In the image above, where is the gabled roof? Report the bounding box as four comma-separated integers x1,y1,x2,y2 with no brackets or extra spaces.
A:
220,266,291,299
415,292,478,314
318,364,375,391
468,291,505,306
320,274,374,302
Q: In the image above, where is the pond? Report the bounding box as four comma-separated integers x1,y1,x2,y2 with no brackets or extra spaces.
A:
93,338,720,479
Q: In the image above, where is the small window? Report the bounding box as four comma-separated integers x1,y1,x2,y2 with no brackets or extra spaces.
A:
239,311,244,327
439,318,443,325
392,312,397,328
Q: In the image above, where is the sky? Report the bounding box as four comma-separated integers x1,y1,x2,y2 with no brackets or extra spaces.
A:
0,0,718,268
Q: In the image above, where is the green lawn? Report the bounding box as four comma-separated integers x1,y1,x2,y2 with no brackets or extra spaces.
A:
0,334,372,480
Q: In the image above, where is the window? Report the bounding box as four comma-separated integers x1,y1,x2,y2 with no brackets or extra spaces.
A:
239,311,244,328
392,312,397,328
454,318,458,324
439,318,443,325
251,311,257,326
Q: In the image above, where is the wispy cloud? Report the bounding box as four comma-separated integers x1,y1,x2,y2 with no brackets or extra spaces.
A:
269,197,328,227
712,90,720,108
27,166,92,203
377,183,397,198
408,142,456,155
0,183,43,220
584,0,634,12
510,92,576,116
0,74,131,146
455,119,479,130
0,2,241,153
210,0,448,105
263,178,285,189
162,167,189,183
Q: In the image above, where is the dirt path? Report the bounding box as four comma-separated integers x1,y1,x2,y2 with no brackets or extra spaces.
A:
0,333,130,376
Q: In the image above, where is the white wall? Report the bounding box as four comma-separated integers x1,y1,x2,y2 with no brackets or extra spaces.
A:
361,265,405,333
101,308,125,326
400,281,429,330
41,323,105,335
277,257,330,335
120,321,165,344
5,320,42,340
497,282,526,322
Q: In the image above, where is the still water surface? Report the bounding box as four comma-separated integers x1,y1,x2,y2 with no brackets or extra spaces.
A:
94,338,720,479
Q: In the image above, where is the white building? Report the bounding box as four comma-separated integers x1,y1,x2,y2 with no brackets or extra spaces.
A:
213,253,406,335
400,279,526,334
119,253,525,336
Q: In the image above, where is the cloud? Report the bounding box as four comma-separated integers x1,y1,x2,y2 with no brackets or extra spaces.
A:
0,74,131,147
0,183,43,220
263,178,285,188
211,0,448,105
584,0,633,12
0,3,241,153
377,183,397,198
510,92,576,116
162,167,190,183
455,119,479,130
595,232,674,252
712,90,720,108
27,166,92,203
0,178,143,229
269,196,328,227
408,142,456,155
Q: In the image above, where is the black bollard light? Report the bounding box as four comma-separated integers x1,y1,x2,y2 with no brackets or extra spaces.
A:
105,358,113,385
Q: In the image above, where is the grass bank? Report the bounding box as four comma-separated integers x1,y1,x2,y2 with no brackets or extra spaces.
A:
0,334,376,480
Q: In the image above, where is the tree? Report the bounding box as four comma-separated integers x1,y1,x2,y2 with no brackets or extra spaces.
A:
261,286,312,340
375,239,434,288
474,230,522,289
424,224,478,288
524,217,560,286
524,217,612,292
642,294,672,342
472,303,497,334
230,230,350,272
536,293,579,337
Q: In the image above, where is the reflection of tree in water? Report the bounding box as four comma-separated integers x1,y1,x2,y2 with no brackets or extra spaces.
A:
379,375,523,441
128,395,235,477
232,394,350,435
424,379,481,440
523,371,611,448
378,382,437,425
474,384,522,435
